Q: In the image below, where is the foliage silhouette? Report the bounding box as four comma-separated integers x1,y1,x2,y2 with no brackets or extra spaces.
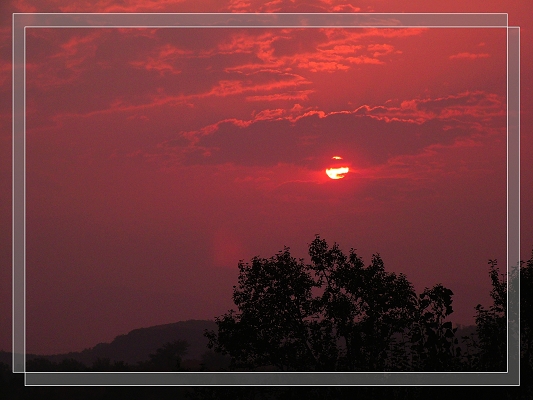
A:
205,236,462,371
473,259,507,371
145,339,189,371
205,247,317,371
408,284,460,371
91,357,131,372
520,250,533,391
25,340,189,372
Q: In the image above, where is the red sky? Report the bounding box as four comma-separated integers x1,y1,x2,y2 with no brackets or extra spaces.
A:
0,0,531,355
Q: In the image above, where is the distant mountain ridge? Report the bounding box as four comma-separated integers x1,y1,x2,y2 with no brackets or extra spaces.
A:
0,321,478,369
0,319,217,367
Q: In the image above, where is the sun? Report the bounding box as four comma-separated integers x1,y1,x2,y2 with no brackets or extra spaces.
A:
326,156,350,179
326,167,349,179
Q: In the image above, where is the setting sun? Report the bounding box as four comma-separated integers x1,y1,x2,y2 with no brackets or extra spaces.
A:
326,156,350,179
326,167,350,179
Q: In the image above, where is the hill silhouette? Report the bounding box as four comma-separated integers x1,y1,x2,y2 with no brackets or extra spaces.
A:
0,320,477,371
1,319,217,368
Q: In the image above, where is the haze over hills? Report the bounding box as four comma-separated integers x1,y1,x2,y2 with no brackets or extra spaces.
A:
0,320,478,370
0,320,217,368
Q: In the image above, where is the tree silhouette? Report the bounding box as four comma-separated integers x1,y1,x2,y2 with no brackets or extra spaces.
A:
142,340,189,371
307,237,418,371
91,357,131,372
205,236,459,372
205,247,317,371
521,249,533,390
472,259,507,371
409,284,460,371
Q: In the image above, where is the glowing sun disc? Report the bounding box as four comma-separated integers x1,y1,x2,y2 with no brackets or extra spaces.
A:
326,167,349,179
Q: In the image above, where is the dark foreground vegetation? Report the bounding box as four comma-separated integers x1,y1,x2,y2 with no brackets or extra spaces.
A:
207,236,510,372
1,236,532,398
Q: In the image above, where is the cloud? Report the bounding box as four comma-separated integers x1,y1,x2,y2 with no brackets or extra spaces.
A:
449,52,490,60
129,44,191,76
356,91,505,125
26,30,103,88
44,67,311,121
25,25,426,125
215,28,420,75
215,31,279,57
245,90,314,102
15,0,360,16
331,4,361,12
23,24,503,181
367,43,395,57
48,0,190,13
297,60,353,72
227,0,252,12
151,91,504,176
188,72,313,103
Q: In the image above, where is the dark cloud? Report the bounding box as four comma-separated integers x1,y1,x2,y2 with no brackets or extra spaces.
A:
159,91,503,171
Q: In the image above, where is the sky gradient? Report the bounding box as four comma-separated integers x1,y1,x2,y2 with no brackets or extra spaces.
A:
1,1,532,355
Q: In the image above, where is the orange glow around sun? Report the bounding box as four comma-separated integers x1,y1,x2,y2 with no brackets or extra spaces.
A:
326,156,350,179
